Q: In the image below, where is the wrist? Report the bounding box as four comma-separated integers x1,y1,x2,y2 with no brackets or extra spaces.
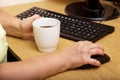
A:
54,53,71,71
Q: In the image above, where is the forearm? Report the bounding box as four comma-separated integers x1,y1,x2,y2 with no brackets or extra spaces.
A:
0,53,69,80
0,9,23,38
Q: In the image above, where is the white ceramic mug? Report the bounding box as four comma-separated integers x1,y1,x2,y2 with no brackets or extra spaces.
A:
32,18,60,52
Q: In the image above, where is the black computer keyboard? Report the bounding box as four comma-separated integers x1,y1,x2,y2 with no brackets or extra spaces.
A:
16,7,114,42
16,7,111,69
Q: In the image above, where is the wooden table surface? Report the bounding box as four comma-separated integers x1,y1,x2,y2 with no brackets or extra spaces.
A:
1,0,120,80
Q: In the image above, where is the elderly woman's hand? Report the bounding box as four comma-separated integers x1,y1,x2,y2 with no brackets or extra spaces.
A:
58,41,104,69
20,14,40,39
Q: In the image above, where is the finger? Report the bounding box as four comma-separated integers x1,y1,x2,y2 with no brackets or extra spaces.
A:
88,44,104,55
89,44,103,50
88,58,101,66
89,48,104,55
28,14,41,21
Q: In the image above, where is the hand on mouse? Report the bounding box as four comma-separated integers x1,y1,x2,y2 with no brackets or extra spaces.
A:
57,41,104,69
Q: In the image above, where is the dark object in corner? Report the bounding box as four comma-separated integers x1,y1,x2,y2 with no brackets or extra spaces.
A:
7,49,18,62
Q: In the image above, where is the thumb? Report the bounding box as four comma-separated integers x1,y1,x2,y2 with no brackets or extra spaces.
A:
28,14,41,22
88,58,101,66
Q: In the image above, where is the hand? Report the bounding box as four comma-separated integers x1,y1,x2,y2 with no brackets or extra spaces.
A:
58,41,104,69
20,14,40,39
